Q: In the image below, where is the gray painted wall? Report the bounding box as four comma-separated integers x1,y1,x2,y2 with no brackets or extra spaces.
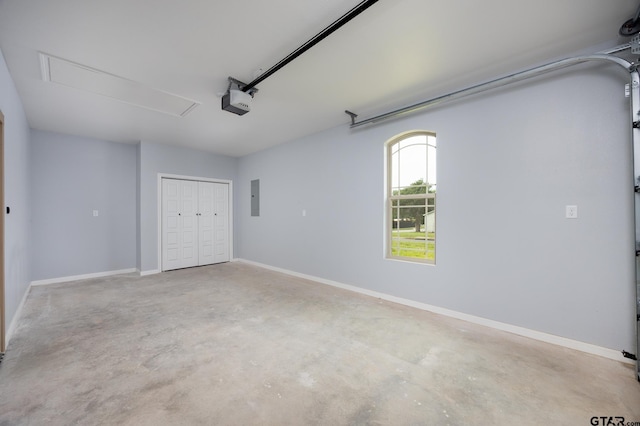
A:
138,141,237,273
0,48,31,336
237,64,635,352
30,130,137,281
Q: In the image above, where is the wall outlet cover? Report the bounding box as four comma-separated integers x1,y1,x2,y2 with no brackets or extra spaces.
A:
565,205,577,219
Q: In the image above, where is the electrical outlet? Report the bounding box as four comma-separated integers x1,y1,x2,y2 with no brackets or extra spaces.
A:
565,205,577,219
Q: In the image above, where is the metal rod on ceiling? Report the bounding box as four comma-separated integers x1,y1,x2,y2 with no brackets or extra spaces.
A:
349,44,632,128
241,0,379,93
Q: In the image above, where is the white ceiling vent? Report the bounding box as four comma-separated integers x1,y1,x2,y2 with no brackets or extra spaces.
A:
39,53,199,117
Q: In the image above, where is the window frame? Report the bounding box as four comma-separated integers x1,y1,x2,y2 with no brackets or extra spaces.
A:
385,130,436,264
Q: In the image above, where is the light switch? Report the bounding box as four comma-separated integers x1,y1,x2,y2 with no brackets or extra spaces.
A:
93,210,99,217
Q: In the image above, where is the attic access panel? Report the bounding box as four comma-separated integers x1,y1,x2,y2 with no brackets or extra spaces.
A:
39,53,199,117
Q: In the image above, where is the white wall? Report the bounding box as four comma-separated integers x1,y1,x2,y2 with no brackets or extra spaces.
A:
26,135,238,279
237,63,635,352
138,141,237,273
0,48,31,340
30,130,137,281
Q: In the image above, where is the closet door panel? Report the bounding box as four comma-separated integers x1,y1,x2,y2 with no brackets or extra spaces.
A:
180,180,199,268
213,183,229,263
162,179,183,271
198,181,215,265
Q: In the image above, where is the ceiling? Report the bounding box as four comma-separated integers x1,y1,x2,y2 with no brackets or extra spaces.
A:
0,0,637,157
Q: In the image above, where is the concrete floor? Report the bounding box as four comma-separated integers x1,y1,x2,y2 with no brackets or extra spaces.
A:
0,262,638,425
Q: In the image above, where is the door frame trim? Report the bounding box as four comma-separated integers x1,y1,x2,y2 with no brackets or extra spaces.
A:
0,110,5,353
156,173,233,272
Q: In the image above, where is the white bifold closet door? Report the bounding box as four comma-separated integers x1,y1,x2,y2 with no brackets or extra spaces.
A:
162,178,229,271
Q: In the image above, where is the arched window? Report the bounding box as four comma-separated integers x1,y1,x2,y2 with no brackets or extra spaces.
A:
386,131,436,263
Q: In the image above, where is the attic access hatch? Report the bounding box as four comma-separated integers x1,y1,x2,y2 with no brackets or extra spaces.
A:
39,53,200,117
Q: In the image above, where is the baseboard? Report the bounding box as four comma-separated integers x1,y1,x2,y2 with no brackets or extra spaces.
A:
139,269,161,276
6,283,31,347
236,258,633,365
31,268,138,286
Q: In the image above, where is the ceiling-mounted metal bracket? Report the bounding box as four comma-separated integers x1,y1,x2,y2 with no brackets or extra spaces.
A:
631,34,640,54
227,77,258,97
620,5,640,37
345,110,358,125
